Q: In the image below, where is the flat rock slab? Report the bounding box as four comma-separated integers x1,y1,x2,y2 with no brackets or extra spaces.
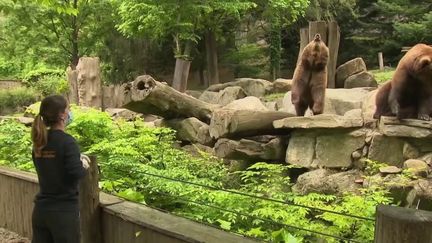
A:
379,166,403,174
379,116,432,138
273,114,363,129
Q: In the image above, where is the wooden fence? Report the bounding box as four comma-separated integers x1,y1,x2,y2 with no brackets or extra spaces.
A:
1,164,432,243
0,166,258,243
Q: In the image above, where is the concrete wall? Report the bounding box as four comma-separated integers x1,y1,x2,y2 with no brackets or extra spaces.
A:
0,80,22,90
0,166,259,243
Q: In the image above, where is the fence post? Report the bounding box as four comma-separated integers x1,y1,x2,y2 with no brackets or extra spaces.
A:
374,205,432,243
378,52,384,71
79,155,102,243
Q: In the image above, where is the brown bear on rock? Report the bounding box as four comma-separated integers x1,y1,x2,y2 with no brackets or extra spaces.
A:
291,33,329,116
374,44,432,120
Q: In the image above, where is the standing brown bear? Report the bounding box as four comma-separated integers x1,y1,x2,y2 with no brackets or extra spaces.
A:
291,33,329,116
374,44,432,120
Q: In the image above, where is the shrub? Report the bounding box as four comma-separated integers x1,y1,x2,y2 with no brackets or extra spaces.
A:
0,87,40,115
22,67,68,96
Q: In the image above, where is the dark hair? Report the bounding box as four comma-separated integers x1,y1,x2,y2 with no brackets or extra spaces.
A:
31,95,68,156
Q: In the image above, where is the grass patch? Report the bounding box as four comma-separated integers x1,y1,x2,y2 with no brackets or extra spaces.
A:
262,92,286,102
371,68,395,84
0,87,40,115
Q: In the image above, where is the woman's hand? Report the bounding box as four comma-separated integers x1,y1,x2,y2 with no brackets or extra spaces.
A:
80,154,91,169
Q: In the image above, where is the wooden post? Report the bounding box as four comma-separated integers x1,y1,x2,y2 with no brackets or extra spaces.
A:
327,21,340,88
296,28,309,66
172,58,191,92
79,155,102,243
308,21,328,44
374,205,432,243
378,52,384,71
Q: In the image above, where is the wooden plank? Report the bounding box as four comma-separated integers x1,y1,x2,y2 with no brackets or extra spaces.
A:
103,200,260,243
296,28,309,66
375,205,432,243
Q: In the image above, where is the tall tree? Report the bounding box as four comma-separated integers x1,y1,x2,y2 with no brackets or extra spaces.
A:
115,0,256,91
252,0,309,80
0,0,113,70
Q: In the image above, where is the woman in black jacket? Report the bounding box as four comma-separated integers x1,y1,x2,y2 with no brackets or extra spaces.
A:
31,95,90,243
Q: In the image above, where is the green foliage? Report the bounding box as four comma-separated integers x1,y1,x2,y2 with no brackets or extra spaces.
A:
0,108,395,242
263,92,286,102
370,69,395,84
0,120,34,172
223,43,269,78
0,87,40,115
22,67,68,96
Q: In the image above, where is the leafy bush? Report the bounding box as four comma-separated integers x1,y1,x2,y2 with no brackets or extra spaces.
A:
0,87,40,115
22,67,68,96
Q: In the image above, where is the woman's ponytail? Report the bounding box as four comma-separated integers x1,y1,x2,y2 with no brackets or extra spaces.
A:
31,114,47,157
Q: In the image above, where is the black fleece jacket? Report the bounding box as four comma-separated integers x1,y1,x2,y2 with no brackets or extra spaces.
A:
32,129,86,211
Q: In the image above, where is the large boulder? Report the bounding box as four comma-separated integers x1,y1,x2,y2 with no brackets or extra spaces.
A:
286,130,316,167
286,129,366,168
344,71,378,88
162,118,214,146
336,58,367,88
378,116,432,138
206,78,272,97
269,78,292,93
368,133,405,167
199,86,247,106
105,108,143,120
199,91,219,104
326,88,372,115
223,96,268,111
403,159,429,177
293,169,362,195
280,91,335,115
361,89,378,126
406,179,432,211
314,130,366,168
185,90,203,99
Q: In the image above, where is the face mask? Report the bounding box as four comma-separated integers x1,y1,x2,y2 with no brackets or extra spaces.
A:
66,111,73,126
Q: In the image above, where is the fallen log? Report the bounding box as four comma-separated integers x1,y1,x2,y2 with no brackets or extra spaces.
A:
209,109,293,139
214,137,288,162
122,75,220,123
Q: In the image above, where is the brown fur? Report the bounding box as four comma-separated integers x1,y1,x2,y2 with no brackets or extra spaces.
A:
374,44,432,120
291,33,329,116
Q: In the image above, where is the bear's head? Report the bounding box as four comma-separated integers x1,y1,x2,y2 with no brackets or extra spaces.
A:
407,44,432,83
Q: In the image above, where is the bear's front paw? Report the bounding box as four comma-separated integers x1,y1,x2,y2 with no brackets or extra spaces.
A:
418,114,431,121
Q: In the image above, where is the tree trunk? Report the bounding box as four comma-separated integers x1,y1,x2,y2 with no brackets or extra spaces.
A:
269,18,281,81
308,21,328,43
76,57,102,108
122,75,220,123
70,0,79,69
214,137,287,162
209,109,293,139
205,29,219,85
66,67,79,104
172,41,192,92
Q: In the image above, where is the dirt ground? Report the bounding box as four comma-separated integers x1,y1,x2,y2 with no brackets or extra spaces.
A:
0,228,29,243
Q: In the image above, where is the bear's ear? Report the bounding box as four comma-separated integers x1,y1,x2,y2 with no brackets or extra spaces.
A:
419,56,432,69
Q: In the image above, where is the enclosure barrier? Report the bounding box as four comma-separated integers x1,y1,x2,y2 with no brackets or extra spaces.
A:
1,163,432,243
0,165,258,243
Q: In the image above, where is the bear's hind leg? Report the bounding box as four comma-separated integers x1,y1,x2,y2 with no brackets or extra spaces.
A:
418,96,432,120
310,84,326,115
294,101,308,116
